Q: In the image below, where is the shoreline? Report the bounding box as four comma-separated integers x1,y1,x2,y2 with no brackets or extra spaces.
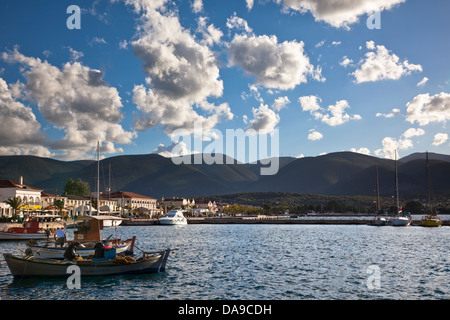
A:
121,216,450,226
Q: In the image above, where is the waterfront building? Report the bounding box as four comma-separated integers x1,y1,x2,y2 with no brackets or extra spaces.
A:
104,191,159,217
160,197,195,209
65,195,93,217
0,177,43,217
41,192,68,210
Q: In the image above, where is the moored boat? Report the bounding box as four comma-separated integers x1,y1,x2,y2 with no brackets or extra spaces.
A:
3,248,172,278
0,220,52,241
159,210,187,225
29,215,134,259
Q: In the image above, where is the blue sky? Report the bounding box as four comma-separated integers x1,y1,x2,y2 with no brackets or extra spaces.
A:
0,0,449,161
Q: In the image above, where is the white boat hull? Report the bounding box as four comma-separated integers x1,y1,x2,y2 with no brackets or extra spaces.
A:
0,231,50,241
391,217,411,226
159,218,187,225
102,219,123,227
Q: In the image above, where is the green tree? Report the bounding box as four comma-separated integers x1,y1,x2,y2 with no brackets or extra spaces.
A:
64,178,90,196
4,197,22,216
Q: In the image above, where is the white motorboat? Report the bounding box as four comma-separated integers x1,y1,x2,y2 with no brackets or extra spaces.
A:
159,210,187,225
391,215,411,226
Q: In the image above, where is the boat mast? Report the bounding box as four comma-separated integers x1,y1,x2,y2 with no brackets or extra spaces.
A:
426,151,431,214
395,150,400,215
376,164,380,212
97,141,100,216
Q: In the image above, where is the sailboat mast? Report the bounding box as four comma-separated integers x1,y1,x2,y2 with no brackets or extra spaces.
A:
376,164,380,212
97,141,100,216
426,151,431,212
395,150,400,214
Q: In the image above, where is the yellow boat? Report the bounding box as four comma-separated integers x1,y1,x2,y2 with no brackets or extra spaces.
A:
421,214,442,227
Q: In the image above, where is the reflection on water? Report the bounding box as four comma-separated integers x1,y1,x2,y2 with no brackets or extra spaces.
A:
1,224,449,300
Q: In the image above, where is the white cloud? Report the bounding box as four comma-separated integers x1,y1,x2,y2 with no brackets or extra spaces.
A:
315,40,325,48
339,56,353,68
307,130,323,141
67,47,84,61
153,140,190,157
299,95,361,126
350,147,370,155
2,48,135,159
246,0,254,10
417,77,429,87
0,77,49,155
376,108,401,118
331,41,342,46
406,92,450,126
274,0,406,29
271,96,290,111
226,13,253,34
432,133,448,146
126,0,233,136
228,16,324,90
375,127,424,159
246,103,280,134
351,41,422,83
197,17,223,47
192,0,203,13
402,127,425,139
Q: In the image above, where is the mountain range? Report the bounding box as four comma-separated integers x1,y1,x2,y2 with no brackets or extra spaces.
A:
0,152,449,200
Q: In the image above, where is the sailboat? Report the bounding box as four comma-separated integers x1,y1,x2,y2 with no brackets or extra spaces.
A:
369,164,389,226
95,142,122,227
421,152,442,227
391,150,411,227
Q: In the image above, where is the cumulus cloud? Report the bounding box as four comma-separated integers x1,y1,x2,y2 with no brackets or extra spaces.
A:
196,17,223,47
375,127,424,159
406,92,450,126
271,96,290,111
307,130,323,141
299,95,361,126
273,0,406,29
2,48,135,159
228,15,324,90
153,140,191,157
376,108,401,118
339,56,353,68
0,77,49,155
350,147,370,155
191,0,203,13
126,0,233,136
246,0,254,10
432,133,448,146
246,103,280,134
351,41,422,83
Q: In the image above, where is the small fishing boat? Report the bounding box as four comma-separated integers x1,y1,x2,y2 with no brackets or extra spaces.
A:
159,210,187,225
0,220,52,241
3,248,173,278
29,215,134,259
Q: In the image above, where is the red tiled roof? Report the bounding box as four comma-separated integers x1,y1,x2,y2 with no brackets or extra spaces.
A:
102,191,156,200
0,179,43,191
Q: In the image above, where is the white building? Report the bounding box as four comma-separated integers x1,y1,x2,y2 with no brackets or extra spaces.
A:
104,191,159,216
0,177,43,217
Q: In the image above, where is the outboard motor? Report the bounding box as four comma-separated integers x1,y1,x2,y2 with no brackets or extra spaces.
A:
94,242,105,258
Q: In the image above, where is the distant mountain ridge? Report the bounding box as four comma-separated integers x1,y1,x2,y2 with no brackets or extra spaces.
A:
0,151,449,199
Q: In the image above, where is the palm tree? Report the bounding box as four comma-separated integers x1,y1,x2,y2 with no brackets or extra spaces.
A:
54,199,65,217
4,197,22,217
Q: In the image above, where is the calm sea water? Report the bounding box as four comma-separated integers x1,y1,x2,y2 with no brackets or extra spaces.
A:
0,224,449,300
